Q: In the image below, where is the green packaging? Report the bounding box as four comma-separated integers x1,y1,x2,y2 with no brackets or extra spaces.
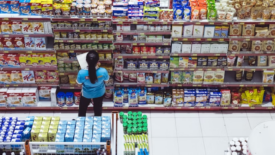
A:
170,57,179,68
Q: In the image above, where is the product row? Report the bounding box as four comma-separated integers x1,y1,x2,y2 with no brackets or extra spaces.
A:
54,31,114,39
172,41,228,53
115,59,169,70
227,56,275,67
0,70,59,84
59,74,113,86
54,42,114,50
0,53,57,68
115,34,171,43
114,46,171,55
0,37,47,50
115,72,169,84
170,56,226,68
228,137,249,155
116,24,171,32
0,22,52,34
52,21,112,29
229,40,274,53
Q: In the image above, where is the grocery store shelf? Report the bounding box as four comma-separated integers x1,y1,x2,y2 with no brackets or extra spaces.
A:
228,36,275,41
0,34,53,37
0,83,59,87
53,28,112,33
113,41,170,46
114,69,169,73
0,49,55,53
114,31,171,35
59,84,113,89
172,37,229,41
0,66,57,71
112,20,172,24
173,20,232,25
55,39,113,43
170,67,224,71
114,82,169,87
56,49,113,53
59,71,78,75
228,52,275,56
170,53,227,56
52,17,112,22
233,19,275,24
0,15,51,21
226,66,275,71
57,59,78,63
99,59,113,63
113,54,169,59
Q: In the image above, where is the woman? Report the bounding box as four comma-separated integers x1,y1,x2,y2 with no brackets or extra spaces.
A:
76,50,109,116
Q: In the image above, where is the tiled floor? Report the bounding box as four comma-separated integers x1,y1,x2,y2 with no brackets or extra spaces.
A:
2,110,274,155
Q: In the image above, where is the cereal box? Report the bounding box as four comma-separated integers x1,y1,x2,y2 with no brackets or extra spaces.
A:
47,71,59,82
0,54,7,67
11,22,22,34
9,1,20,14
19,53,27,67
0,38,3,49
34,38,46,50
35,70,47,82
14,37,25,49
22,71,35,83
24,37,35,49
22,87,38,107
30,3,41,16
19,2,31,15
179,57,188,67
10,70,23,83
37,53,44,66
140,46,148,54
0,1,10,14
3,37,14,50
7,88,22,107
41,4,53,17
0,71,10,84
31,53,39,66
33,22,44,34
38,86,51,101
6,54,20,67
0,88,8,107
22,22,33,34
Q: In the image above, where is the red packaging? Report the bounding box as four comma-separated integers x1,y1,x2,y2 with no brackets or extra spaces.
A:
123,72,129,80
0,89,7,106
0,38,3,49
6,54,20,67
0,54,6,67
11,21,22,34
231,92,241,105
147,47,156,55
140,46,148,54
3,37,14,49
115,72,123,82
14,37,25,49
0,71,11,84
47,71,59,82
74,92,81,105
1,22,12,34
35,70,47,83
132,46,141,54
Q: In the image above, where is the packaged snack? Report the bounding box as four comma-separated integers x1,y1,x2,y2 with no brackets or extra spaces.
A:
148,47,156,55
0,71,10,84
22,22,33,34
34,38,46,50
139,88,147,104
229,24,242,36
203,71,214,84
6,54,20,67
11,71,23,83
257,56,267,66
33,22,44,34
236,56,244,66
0,54,6,67
47,71,59,82
195,89,207,107
229,40,240,53
262,40,274,52
227,56,236,66
12,22,22,34
137,73,145,84
128,88,138,107
155,92,163,104
140,46,148,54
188,57,197,67
184,89,195,107
138,60,149,69
129,73,137,82
263,70,274,83
146,92,155,104
153,73,161,84
14,37,25,49
209,92,221,106
114,89,123,107
220,89,231,106
35,70,47,83
182,71,193,84
24,37,35,49
3,38,14,50
214,26,221,38
115,72,123,82
161,73,169,83
214,70,225,84
159,60,169,70
149,60,158,69
145,73,153,84
242,24,255,36
193,71,204,84
170,57,179,68
1,22,12,34
269,24,275,38
251,40,262,52
22,71,35,83
171,71,181,84
231,92,241,105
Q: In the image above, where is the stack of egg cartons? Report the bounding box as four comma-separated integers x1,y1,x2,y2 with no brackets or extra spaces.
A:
101,116,111,142
48,116,60,142
92,116,102,150
83,116,93,153
55,120,67,153
74,117,85,153
0,117,27,142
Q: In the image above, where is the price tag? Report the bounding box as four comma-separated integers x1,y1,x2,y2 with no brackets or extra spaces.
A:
116,32,120,35
59,73,64,75
3,18,8,20
215,54,220,56
176,107,181,109
118,21,123,24
147,22,152,24
245,39,250,41
75,30,80,32
174,38,178,41
250,69,255,71
80,19,85,21
59,40,63,42
123,107,128,109
93,19,97,21
140,33,145,36
140,43,145,45
219,39,224,41
102,30,107,32
132,21,137,24
206,107,211,109
63,107,68,109
152,71,157,73
6,85,9,87
68,40,74,43
22,18,28,20
189,107,194,109
207,39,212,41
26,51,32,53
70,87,75,89
209,22,214,25
233,107,239,109
147,85,152,87
69,50,74,53
223,22,228,25
93,41,98,43
240,22,244,25
263,85,268,87
163,22,168,24
197,85,202,87
196,39,201,41
10,107,15,109
59,61,64,63
177,84,182,87
197,69,203,71
200,107,205,109
116,85,120,87
158,56,163,58
183,38,188,41
13,85,18,86
163,43,168,45
267,107,272,109
150,107,155,109
195,22,200,25
170,69,174,70
133,43,137,45
103,107,108,109
189,68,194,70
173,54,178,56
4,51,8,53
192,54,197,56
239,85,244,87
24,35,29,37
118,56,122,58
25,68,29,70
259,22,265,25
250,107,255,109
222,107,229,109
142,56,147,58
207,68,212,71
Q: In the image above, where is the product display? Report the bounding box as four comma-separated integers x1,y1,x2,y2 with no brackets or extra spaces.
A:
226,137,249,155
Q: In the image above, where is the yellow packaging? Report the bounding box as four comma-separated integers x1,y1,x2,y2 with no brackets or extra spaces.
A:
49,54,57,66
40,124,50,129
41,121,50,126
106,54,112,60
51,116,60,121
25,54,32,66
48,129,57,142
49,124,58,130
99,54,105,60
50,121,59,126
272,93,275,106
43,116,52,121
31,129,40,141
38,53,44,66
31,54,39,66
38,133,48,142
32,125,41,130
34,116,43,121
33,121,42,126
19,54,26,65
39,128,49,133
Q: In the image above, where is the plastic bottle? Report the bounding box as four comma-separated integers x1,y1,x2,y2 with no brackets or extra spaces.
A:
128,111,133,116
132,112,137,117
133,124,138,129
127,128,132,134
137,127,142,134
143,127,147,134
123,115,128,120
20,152,23,155
127,120,132,125
142,115,147,120
128,115,133,120
127,124,132,130
123,122,128,134
11,153,15,155
132,128,137,134
143,119,147,124
137,119,143,124
143,123,147,128
133,120,138,125
137,123,143,128
137,111,142,116
119,112,124,119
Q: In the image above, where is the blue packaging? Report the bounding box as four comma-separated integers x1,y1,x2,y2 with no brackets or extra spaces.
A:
75,126,84,131
93,117,102,121
173,5,183,19
57,130,66,134
57,92,65,107
24,121,33,127
58,125,67,130
11,117,17,121
66,125,76,130
83,133,93,138
102,128,110,135
114,89,123,107
75,129,84,134
92,136,101,149
85,116,93,121
76,117,86,121
59,120,67,125
209,92,222,106
9,126,15,130
195,90,208,107
12,134,22,139
84,125,93,130
9,1,19,14
65,129,75,135
138,88,147,104
93,124,101,130
112,7,128,17
93,128,102,134
65,92,74,107
56,133,65,139
65,133,74,142
76,121,84,126
22,127,31,140
93,120,101,126
14,126,24,130
13,130,23,134
85,121,93,126
1,126,8,130
11,138,21,142
0,1,10,14
3,117,12,121
25,116,34,121
184,90,196,107
101,132,111,142
19,2,31,15
67,120,76,125
102,123,111,129
183,6,191,20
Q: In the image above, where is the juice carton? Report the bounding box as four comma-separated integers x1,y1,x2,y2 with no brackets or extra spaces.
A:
22,22,33,34
25,116,35,121
41,121,50,126
39,128,49,133
11,22,22,34
22,71,35,83
19,2,31,15
50,121,59,126
34,38,46,50
31,128,40,141
65,133,74,142
58,120,67,125
33,22,44,34
38,133,47,142
48,129,57,142
52,116,60,122
9,1,19,14
42,116,51,121
33,121,42,126
0,71,11,84
24,37,35,49
0,88,8,107
49,124,58,130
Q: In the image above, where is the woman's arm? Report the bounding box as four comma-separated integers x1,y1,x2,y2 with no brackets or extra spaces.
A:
76,70,84,85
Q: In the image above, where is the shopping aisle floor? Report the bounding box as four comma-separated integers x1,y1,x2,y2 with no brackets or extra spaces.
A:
3,110,275,155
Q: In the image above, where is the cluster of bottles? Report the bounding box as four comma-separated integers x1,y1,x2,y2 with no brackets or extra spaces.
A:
96,148,107,155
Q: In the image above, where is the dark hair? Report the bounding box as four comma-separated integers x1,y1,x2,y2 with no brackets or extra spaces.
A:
86,50,99,84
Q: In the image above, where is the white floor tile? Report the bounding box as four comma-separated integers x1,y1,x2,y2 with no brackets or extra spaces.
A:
151,111,175,118
248,117,273,129
246,111,272,118
178,138,205,155
203,137,228,155
199,111,223,117
270,111,275,119
200,118,227,137
148,118,152,138
222,111,247,118
151,138,179,155
175,118,202,137
29,111,54,116
141,111,151,118
151,118,177,138
174,111,199,117
224,118,251,137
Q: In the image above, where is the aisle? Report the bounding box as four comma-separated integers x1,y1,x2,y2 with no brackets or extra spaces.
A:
2,110,275,155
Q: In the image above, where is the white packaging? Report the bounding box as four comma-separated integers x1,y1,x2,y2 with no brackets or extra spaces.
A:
201,44,211,53
183,25,193,37
150,25,156,31
33,22,44,34
220,44,229,53
172,25,183,37
44,22,49,34
182,44,192,53
51,87,57,107
0,88,8,107
193,25,204,37
38,86,51,101
22,88,38,107
137,25,144,30
123,25,130,31
21,22,33,34
210,44,219,53
143,25,149,31
24,37,36,49
171,42,182,53
22,70,35,83
7,88,22,107
116,25,123,31
47,22,52,33
191,43,202,53
34,38,46,50
204,26,215,38
116,35,123,42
